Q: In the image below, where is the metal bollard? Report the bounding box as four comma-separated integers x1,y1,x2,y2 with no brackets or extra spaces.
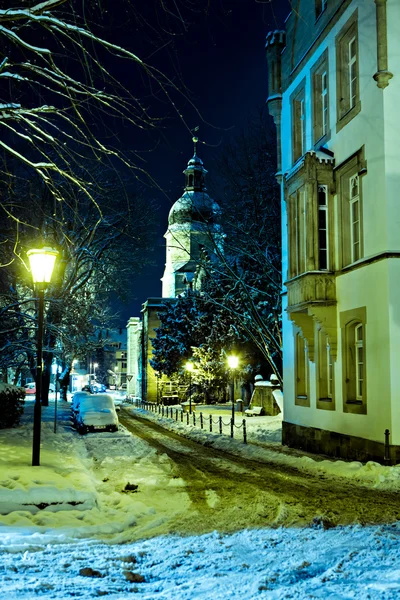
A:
219,416,222,435
243,419,247,444
176,409,178,421
385,429,390,462
210,414,212,432
162,405,164,417
186,412,189,425
230,418,234,438
181,410,183,422
193,413,196,427
200,412,203,429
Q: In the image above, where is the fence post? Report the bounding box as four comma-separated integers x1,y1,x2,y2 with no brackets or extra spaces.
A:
193,412,196,427
209,414,212,432
219,416,222,435
176,409,178,421
243,419,247,444
230,418,234,438
385,429,391,462
200,412,203,429
181,409,183,422
186,412,189,425
162,405,164,417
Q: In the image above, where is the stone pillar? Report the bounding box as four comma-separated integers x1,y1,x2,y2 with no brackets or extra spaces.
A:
373,0,393,89
126,317,142,398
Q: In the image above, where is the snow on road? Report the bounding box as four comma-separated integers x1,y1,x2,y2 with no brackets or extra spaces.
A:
1,401,400,598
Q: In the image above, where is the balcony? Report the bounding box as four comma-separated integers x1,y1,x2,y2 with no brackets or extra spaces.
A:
286,271,336,311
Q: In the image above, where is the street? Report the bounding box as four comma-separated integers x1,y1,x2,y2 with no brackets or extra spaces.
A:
119,409,400,534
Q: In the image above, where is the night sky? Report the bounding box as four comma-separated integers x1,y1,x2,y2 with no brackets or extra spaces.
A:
120,0,291,322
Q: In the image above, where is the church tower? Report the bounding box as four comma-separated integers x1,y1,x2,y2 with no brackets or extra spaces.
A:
161,138,222,298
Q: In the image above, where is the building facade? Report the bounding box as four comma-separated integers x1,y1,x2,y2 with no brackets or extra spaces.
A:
266,0,400,461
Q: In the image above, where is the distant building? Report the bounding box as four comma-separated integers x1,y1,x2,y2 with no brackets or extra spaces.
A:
128,141,222,402
266,0,400,462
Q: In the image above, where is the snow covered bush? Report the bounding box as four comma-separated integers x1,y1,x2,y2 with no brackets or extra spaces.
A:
0,384,25,429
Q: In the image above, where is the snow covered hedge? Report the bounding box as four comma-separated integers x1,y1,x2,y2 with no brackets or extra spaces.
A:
0,384,25,429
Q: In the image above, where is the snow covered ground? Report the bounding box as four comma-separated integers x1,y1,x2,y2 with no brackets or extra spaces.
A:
1,400,400,598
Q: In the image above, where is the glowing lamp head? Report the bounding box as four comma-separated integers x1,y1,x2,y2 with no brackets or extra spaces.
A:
227,355,239,369
27,247,58,285
185,362,194,373
94,363,98,369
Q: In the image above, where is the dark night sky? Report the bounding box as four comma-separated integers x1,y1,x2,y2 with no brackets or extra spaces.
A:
118,0,291,322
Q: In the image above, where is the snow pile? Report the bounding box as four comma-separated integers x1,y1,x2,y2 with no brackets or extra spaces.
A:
128,407,400,491
0,408,191,540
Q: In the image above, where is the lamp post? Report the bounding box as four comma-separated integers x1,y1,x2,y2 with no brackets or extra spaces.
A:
227,355,239,426
185,362,194,414
27,246,58,467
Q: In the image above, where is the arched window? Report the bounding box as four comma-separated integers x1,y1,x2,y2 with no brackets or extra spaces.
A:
317,329,334,407
344,320,365,407
188,174,194,187
295,332,309,406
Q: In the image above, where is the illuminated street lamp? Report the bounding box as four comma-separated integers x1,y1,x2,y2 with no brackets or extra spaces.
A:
227,355,239,425
27,246,58,466
185,362,194,414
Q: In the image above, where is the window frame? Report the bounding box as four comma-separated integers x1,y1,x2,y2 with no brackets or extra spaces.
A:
335,149,365,269
312,49,330,145
295,331,310,407
291,79,306,164
336,11,361,132
317,327,335,410
340,307,367,415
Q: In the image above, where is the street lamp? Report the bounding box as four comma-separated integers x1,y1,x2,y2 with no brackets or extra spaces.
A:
185,362,194,414
227,355,239,425
27,246,58,466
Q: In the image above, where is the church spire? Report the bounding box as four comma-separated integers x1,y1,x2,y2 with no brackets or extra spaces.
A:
183,136,207,192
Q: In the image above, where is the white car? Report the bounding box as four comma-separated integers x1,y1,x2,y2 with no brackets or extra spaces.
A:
71,391,92,417
75,394,119,434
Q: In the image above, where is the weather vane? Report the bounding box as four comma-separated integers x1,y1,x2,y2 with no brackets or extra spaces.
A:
192,126,199,154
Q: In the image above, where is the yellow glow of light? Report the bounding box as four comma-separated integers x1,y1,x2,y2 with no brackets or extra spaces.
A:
227,355,239,369
27,247,58,284
185,362,194,372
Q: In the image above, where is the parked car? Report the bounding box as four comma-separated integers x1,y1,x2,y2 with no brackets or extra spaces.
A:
90,382,107,393
71,390,92,422
24,382,55,395
75,393,119,434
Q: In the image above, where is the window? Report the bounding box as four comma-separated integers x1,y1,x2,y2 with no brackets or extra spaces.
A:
317,329,334,409
289,186,307,277
318,185,328,270
341,307,367,414
291,82,306,163
336,13,360,129
295,333,309,406
349,174,360,262
336,151,364,267
355,323,363,400
312,50,329,143
315,0,327,19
